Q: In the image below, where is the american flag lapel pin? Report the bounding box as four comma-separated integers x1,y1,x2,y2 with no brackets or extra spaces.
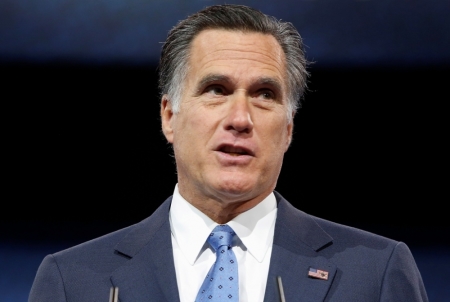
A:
308,267,329,280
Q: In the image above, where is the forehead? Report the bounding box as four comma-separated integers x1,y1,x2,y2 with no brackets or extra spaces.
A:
187,29,287,88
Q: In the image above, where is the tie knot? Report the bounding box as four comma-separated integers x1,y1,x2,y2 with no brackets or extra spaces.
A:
207,225,236,252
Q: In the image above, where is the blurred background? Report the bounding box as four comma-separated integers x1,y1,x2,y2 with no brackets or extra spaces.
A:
1,0,449,300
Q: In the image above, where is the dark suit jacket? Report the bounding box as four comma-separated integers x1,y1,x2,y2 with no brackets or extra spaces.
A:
29,192,428,301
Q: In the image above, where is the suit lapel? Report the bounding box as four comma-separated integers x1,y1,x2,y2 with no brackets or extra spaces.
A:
264,192,337,302
110,197,180,302
107,193,336,301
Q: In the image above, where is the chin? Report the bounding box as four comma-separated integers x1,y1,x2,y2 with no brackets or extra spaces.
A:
213,176,260,200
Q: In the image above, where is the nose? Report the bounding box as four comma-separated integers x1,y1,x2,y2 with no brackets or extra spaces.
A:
224,93,254,134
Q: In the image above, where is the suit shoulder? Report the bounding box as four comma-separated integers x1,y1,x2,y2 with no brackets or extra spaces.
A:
275,192,400,249
311,214,399,247
52,196,172,261
52,222,137,263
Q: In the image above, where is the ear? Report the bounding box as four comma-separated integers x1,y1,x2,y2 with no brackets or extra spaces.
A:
285,112,295,152
161,95,175,143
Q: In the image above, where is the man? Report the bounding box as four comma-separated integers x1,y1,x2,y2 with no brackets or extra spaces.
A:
29,4,428,302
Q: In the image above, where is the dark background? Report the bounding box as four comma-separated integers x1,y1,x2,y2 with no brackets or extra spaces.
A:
1,0,449,300
3,63,448,244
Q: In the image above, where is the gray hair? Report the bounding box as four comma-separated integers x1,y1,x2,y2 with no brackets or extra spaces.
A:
158,4,310,121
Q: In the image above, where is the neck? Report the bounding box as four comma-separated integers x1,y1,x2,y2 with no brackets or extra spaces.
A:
177,185,270,224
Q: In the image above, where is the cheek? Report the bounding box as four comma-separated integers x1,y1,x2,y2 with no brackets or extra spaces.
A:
173,111,212,150
261,116,290,145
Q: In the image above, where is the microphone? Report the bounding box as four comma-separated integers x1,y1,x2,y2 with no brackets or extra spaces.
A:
109,287,119,302
277,276,286,302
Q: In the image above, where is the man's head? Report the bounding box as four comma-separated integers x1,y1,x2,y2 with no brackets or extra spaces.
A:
158,4,309,121
160,5,309,223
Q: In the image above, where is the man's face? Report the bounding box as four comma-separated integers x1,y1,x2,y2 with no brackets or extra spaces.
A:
161,29,293,213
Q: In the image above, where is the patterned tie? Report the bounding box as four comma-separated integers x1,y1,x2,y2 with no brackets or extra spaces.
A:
195,224,239,301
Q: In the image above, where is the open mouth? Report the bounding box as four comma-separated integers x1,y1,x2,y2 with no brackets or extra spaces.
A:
218,145,254,156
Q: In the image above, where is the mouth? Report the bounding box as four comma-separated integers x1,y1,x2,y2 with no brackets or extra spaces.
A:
217,144,254,157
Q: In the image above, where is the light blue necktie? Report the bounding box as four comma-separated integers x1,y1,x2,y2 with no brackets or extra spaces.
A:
195,224,239,301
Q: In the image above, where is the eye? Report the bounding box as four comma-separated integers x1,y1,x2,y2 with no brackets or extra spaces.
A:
258,89,275,100
205,85,225,96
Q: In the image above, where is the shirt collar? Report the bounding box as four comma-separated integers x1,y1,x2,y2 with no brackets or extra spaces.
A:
169,184,277,265
228,193,277,263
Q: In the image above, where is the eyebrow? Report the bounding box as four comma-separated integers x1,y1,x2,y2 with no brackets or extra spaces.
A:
195,73,283,94
253,77,283,94
195,74,231,93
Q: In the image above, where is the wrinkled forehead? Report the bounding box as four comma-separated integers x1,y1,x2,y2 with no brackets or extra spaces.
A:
188,28,285,59
186,29,288,88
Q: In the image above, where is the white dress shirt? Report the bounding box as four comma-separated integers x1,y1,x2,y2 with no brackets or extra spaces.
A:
169,184,277,302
